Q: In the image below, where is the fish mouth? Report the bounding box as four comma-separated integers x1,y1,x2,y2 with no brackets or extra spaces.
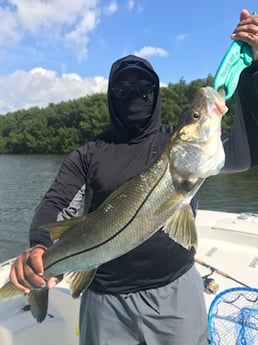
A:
201,87,228,116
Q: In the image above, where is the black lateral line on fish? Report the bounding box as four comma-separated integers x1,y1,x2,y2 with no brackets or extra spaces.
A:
44,160,170,273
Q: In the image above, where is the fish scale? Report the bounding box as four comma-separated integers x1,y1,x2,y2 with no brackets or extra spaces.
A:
43,149,173,277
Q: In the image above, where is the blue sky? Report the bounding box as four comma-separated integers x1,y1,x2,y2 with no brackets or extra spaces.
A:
0,0,255,114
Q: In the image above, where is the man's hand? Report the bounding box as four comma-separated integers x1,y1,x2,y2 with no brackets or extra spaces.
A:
231,9,258,61
9,245,61,294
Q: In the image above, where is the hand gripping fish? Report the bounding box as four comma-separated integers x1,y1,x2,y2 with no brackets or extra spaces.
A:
0,87,228,322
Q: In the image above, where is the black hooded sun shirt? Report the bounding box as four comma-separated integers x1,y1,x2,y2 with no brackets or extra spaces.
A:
29,55,258,293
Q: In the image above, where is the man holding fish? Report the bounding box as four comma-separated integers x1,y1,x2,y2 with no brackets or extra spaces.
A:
2,8,258,345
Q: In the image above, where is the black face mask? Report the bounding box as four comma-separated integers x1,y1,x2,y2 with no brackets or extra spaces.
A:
112,88,155,135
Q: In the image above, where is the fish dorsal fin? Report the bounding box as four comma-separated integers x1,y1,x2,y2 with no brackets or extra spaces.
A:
64,269,97,298
163,204,198,250
40,216,86,240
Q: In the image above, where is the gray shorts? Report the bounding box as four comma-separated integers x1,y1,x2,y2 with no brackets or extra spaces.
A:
79,265,209,345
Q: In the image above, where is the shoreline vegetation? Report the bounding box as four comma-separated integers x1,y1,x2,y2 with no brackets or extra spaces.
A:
0,76,235,154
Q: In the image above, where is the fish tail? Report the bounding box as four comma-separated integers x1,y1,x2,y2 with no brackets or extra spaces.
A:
0,281,24,300
163,204,198,250
27,288,49,323
0,280,50,323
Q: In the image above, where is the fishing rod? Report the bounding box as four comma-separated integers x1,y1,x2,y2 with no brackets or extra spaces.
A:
195,258,251,293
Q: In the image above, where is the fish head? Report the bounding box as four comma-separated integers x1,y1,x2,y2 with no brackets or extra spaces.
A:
171,86,228,179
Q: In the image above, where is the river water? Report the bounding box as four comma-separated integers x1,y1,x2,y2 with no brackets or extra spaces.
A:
0,154,257,262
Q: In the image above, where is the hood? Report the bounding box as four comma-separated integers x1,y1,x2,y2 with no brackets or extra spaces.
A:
108,55,161,143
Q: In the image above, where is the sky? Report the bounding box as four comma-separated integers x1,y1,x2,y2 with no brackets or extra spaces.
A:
0,0,255,114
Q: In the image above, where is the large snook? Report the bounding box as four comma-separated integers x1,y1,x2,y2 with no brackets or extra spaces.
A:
0,87,228,322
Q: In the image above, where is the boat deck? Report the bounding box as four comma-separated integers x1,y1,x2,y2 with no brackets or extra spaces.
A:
0,210,257,344
196,210,258,308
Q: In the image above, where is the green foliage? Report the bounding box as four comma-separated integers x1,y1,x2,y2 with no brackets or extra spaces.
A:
0,76,235,154
160,75,213,125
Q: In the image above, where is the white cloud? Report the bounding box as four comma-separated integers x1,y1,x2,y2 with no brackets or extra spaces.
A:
0,0,101,60
0,67,108,114
104,1,118,16
65,10,99,60
127,0,135,10
127,0,143,13
0,7,21,46
175,33,188,43
133,46,168,58
13,0,98,30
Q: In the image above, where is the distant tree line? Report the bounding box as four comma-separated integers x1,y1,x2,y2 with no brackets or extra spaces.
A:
0,75,235,154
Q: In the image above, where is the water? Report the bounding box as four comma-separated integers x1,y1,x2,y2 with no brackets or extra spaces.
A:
198,167,258,213
0,155,65,262
0,155,257,262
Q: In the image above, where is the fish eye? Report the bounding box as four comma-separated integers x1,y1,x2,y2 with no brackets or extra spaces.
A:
191,112,200,120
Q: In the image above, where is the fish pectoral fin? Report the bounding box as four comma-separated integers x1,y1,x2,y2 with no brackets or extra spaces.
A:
64,269,97,298
40,216,86,240
0,281,24,300
27,288,49,323
163,205,198,250
153,193,183,218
